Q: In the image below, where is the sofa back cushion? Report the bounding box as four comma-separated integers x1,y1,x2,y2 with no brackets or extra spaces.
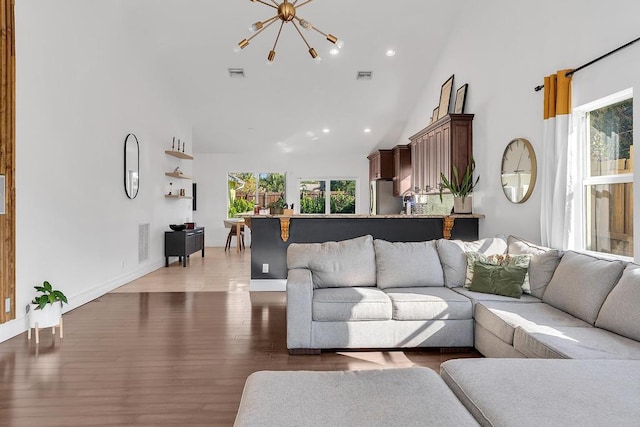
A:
374,239,444,289
287,235,377,288
542,251,625,324
595,264,640,341
507,235,563,299
436,237,508,288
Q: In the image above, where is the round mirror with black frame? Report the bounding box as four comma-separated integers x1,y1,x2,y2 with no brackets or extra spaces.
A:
124,133,140,199
501,138,537,204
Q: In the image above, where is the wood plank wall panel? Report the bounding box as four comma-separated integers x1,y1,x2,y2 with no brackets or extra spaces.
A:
0,0,16,323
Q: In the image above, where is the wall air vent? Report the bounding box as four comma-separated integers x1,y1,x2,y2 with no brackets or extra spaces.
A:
356,71,373,80
228,68,246,78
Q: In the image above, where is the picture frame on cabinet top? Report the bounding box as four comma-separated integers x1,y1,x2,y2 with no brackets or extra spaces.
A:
454,84,468,114
437,74,454,120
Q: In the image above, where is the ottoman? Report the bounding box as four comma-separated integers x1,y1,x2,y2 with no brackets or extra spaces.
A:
234,367,478,427
440,358,640,427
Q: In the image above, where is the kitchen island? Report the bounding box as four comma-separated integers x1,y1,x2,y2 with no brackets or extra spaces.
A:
245,214,483,291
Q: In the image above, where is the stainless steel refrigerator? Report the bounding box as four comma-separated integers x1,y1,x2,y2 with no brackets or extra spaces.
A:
370,180,403,215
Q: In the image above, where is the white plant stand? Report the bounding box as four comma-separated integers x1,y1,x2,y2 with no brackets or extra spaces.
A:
27,302,63,344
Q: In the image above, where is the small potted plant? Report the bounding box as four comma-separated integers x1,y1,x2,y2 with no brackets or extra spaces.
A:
28,281,68,341
439,160,479,214
268,194,287,215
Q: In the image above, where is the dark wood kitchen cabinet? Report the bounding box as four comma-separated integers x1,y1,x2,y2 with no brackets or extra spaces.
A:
409,114,473,193
392,144,412,196
367,149,394,181
165,227,205,267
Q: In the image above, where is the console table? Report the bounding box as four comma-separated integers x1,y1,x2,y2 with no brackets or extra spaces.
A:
164,227,205,267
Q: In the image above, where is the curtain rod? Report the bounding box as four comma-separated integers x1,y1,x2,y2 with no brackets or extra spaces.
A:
534,35,640,92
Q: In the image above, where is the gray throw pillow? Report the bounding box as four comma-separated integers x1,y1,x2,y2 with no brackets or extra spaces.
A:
595,264,640,341
287,235,376,288
374,239,444,289
542,251,625,324
507,235,563,299
436,237,507,288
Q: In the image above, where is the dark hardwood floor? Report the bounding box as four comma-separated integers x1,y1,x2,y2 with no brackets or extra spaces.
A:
0,248,479,426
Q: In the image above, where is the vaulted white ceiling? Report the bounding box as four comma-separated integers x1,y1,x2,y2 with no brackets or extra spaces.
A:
121,0,463,155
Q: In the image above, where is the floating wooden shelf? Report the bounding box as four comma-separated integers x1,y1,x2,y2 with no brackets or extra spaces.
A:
164,150,193,160
164,195,193,199
165,172,193,180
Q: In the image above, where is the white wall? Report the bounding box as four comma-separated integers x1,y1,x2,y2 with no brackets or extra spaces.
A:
401,0,640,244
2,1,191,341
193,152,368,246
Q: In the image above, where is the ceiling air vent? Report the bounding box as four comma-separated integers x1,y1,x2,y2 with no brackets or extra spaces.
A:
356,71,373,80
228,68,246,78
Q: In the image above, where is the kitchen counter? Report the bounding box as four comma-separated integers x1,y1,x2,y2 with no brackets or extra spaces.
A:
247,214,484,290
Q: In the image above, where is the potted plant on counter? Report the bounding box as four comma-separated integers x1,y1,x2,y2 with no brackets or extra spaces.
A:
268,194,287,215
28,281,68,343
439,160,479,214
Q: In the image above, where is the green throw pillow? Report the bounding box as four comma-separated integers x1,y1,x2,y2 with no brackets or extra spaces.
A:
469,262,527,299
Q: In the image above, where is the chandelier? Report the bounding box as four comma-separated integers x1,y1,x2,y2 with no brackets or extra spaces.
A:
237,0,343,63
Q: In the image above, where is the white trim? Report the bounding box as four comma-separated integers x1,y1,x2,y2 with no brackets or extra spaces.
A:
574,87,633,113
584,173,633,185
250,279,286,292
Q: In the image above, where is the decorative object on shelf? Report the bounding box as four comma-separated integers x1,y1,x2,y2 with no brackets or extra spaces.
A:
439,160,479,214
169,182,173,195
28,281,68,344
124,133,140,199
454,83,468,114
169,224,186,231
437,74,454,120
182,141,185,152
172,137,176,150
237,0,343,63
501,138,537,204
174,167,182,175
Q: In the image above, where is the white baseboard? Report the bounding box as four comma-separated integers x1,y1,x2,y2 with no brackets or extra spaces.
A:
250,279,286,292
0,259,165,344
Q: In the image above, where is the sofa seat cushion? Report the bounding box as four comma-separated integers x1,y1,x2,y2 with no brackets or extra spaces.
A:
312,287,391,321
374,239,444,289
542,251,626,324
384,287,472,321
514,325,640,359
440,358,640,427
453,287,540,306
474,301,590,345
596,264,640,342
287,235,376,288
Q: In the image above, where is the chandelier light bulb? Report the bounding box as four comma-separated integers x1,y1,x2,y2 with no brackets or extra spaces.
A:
329,48,339,55
300,19,313,30
249,21,263,33
336,39,345,49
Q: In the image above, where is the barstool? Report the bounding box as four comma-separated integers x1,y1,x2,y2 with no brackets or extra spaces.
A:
225,224,245,251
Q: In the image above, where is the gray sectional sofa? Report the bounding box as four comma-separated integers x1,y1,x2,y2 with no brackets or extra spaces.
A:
286,234,640,359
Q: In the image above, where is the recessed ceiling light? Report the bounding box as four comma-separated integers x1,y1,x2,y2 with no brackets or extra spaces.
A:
364,128,371,133
386,49,396,57
322,128,330,133
329,48,340,55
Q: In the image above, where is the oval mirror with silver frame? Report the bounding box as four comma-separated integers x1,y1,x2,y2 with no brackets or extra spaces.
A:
124,133,140,199
501,138,537,204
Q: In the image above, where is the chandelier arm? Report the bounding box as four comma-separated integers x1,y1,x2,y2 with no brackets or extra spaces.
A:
254,0,278,9
272,20,285,51
246,16,280,43
291,20,312,49
269,0,279,5
294,0,313,9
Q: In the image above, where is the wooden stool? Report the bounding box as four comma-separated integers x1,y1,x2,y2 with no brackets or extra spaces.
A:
225,224,245,251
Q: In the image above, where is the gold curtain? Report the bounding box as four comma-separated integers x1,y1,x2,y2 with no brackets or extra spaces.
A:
0,0,15,323
543,69,573,119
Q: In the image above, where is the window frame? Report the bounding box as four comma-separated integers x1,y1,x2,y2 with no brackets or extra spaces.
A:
574,88,634,260
298,178,358,215
227,171,286,218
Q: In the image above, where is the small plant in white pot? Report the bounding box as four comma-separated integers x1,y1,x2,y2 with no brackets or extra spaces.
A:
439,161,479,214
28,281,68,344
